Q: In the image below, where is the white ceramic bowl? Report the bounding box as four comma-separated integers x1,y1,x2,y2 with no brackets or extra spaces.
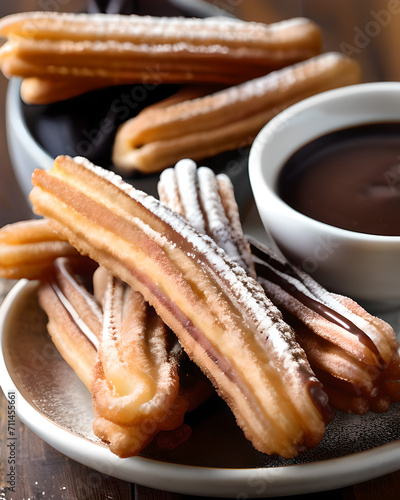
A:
249,82,400,307
6,78,54,199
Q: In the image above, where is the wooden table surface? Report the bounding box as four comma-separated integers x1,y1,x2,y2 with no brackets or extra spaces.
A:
1,1,400,499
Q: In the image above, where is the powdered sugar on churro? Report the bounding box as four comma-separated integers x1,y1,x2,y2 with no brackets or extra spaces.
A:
75,158,313,375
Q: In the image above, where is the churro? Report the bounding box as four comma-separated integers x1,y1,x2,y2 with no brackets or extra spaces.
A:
0,218,78,279
112,52,361,173
0,12,322,104
30,155,332,458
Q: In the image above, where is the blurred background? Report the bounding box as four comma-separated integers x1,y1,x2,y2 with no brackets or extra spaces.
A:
1,0,400,226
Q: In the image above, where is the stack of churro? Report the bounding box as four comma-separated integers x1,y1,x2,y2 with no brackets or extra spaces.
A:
29,155,334,458
1,8,396,460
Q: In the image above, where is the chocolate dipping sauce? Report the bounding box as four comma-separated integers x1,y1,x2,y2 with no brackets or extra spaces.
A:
278,122,400,236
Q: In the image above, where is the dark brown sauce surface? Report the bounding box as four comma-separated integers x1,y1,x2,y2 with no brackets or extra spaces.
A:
278,122,400,236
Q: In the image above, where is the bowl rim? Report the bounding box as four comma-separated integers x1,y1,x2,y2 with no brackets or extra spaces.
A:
7,78,54,165
249,81,400,244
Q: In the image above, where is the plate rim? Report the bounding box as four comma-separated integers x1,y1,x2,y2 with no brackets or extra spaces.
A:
1,279,400,498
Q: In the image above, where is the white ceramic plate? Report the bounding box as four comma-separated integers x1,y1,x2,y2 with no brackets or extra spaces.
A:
1,279,400,498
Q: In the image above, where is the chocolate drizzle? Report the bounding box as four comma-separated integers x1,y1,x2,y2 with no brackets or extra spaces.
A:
250,240,385,368
308,381,335,423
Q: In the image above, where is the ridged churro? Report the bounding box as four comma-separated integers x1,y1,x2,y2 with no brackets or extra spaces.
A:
91,272,189,457
30,155,332,458
112,52,361,173
0,12,322,104
158,158,255,278
38,257,101,389
0,219,78,279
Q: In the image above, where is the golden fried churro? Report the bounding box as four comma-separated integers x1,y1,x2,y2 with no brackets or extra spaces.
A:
158,158,255,277
112,52,361,173
0,218,78,279
37,254,209,456
38,256,101,389
249,237,400,415
0,13,322,104
92,272,189,457
30,155,332,458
